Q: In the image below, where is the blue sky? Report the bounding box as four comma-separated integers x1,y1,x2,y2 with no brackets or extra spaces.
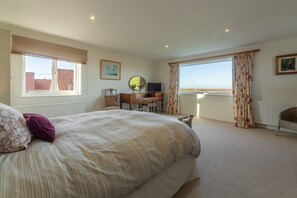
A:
179,60,232,89
25,56,74,79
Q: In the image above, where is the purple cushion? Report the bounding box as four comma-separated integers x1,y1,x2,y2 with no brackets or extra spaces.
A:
23,113,55,142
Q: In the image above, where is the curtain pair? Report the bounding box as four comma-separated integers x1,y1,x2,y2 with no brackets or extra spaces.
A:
166,52,255,128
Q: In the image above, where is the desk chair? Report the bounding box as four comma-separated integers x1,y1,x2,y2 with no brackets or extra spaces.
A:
132,106,150,112
141,100,157,113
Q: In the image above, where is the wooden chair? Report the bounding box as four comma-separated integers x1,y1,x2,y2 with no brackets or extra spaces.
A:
178,114,194,128
104,88,120,110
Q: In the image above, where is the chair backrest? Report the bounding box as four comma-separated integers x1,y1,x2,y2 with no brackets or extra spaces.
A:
105,88,117,96
280,107,297,122
104,88,118,107
178,114,194,128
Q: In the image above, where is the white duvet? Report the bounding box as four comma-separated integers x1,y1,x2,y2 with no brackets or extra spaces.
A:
0,110,200,198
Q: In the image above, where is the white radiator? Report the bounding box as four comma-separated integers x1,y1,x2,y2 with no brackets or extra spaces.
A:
13,102,86,118
254,101,297,126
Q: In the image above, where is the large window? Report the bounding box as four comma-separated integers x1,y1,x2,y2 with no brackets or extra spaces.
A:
24,55,81,96
179,58,232,94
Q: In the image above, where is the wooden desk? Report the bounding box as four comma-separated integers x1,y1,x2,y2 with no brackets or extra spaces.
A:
120,92,164,111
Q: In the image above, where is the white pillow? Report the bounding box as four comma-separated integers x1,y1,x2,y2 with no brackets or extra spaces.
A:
0,103,31,153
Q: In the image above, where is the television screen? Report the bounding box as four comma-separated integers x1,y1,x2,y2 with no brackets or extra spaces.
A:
147,83,161,92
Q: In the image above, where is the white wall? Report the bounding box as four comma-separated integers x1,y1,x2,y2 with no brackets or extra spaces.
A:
0,28,10,105
156,35,297,123
0,23,156,112
253,37,297,103
2,21,297,119
179,94,233,122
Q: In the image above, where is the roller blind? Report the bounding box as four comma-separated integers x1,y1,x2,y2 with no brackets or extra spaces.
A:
11,35,87,64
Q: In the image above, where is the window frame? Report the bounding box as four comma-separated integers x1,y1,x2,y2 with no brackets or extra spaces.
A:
22,55,81,97
179,57,233,96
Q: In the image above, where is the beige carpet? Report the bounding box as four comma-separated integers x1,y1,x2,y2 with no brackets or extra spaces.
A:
174,117,297,198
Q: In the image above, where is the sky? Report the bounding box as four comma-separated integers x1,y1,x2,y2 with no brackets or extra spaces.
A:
25,56,74,79
179,60,232,89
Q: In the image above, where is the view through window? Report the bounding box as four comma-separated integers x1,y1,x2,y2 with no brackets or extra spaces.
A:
179,58,232,94
24,55,80,95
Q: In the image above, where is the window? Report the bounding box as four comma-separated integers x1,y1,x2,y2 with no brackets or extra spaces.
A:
179,58,232,94
24,55,81,96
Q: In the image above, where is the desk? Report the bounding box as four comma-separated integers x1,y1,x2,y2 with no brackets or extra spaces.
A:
120,92,163,111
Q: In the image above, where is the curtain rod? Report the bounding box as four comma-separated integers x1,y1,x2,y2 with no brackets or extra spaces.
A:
168,49,260,65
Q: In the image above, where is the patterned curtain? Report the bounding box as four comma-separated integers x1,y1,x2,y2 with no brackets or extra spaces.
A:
233,52,255,128
166,63,179,114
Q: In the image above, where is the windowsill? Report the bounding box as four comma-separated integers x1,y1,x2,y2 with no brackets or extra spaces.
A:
20,94,82,98
179,92,232,97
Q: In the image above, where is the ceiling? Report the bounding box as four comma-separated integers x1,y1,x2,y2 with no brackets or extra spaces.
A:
1,0,297,61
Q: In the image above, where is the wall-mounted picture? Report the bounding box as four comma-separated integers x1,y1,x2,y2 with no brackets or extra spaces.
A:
100,59,121,80
275,53,297,75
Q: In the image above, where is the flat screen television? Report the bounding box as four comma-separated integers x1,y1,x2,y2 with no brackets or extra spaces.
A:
147,83,161,92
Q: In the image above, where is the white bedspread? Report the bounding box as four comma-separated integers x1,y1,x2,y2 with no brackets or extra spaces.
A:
0,110,200,198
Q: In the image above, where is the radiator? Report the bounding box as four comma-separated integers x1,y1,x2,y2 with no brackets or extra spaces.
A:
13,102,86,118
254,101,297,126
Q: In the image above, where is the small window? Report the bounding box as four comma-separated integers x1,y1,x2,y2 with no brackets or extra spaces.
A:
179,58,232,94
24,55,81,96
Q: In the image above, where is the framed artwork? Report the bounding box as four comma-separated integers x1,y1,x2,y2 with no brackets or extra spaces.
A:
100,59,121,80
275,53,297,75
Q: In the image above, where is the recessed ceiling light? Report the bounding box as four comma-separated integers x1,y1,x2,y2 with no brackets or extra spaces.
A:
90,15,96,20
225,28,230,32
165,45,169,48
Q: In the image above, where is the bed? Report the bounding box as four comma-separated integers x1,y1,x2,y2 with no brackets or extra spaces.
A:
0,109,200,198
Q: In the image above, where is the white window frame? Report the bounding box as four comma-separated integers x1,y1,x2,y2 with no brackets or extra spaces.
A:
22,55,81,97
179,57,233,96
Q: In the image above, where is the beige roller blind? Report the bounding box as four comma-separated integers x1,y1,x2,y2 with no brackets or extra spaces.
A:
11,35,87,64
